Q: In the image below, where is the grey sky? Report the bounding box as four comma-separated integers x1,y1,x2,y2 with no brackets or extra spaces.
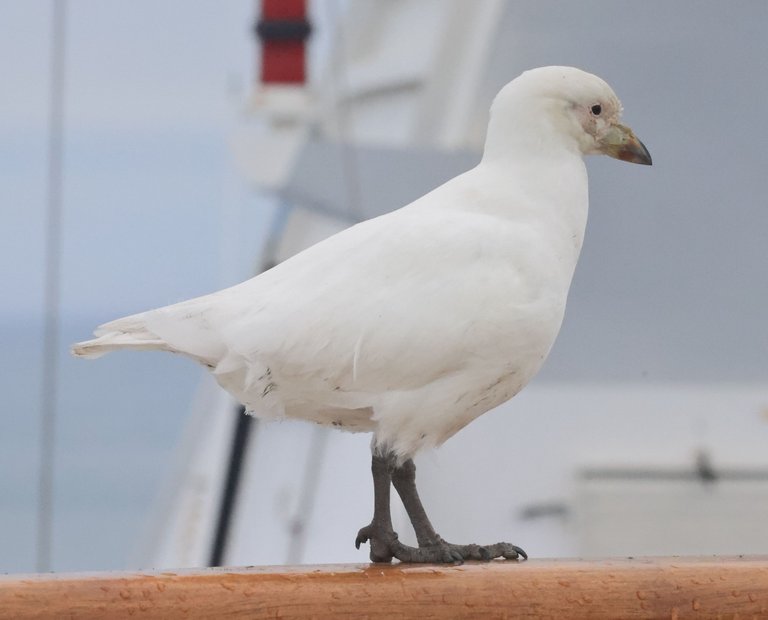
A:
0,0,260,572
1,1,255,321
487,1,768,382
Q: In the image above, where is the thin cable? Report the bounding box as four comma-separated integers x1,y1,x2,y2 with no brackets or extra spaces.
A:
208,197,293,567
37,0,67,573
325,0,364,222
208,406,257,567
285,425,329,564
259,198,295,270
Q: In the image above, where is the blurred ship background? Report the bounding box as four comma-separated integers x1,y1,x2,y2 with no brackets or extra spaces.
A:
1,0,767,572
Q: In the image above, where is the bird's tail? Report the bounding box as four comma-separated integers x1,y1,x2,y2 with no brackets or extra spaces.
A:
71,333,173,359
71,313,174,359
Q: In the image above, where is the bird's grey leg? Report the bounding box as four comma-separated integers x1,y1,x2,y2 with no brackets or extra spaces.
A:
355,452,527,564
354,453,399,562
390,457,527,563
390,458,440,546
355,452,454,563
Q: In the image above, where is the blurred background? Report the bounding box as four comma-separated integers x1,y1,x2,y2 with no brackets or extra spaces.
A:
1,0,767,574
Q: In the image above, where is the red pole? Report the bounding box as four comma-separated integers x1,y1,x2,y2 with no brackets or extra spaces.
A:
256,0,310,84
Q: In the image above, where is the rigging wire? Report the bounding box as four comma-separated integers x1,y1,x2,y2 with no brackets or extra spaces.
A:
276,0,372,564
276,0,364,564
324,0,364,222
213,1,364,566
37,0,67,573
208,198,293,567
285,425,329,565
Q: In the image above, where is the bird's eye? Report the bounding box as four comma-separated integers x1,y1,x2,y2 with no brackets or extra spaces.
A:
590,104,602,116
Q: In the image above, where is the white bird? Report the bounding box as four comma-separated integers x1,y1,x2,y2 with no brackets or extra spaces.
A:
73,66,651,564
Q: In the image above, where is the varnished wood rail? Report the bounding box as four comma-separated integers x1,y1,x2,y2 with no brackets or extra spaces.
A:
2,557,768,619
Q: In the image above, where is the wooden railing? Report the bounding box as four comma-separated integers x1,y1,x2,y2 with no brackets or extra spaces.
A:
2,557,767,619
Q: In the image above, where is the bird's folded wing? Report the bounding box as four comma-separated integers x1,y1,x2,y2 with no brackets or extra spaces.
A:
167,207,537,396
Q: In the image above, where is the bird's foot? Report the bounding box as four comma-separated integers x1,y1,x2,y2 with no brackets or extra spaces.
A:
444,540,528,562
355,523,400,563
356,526,526,564
400,538,527,564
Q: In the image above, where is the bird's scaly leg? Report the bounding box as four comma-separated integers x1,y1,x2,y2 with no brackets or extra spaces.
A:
354,453,399,562
355,452,527,564
391,457,527,563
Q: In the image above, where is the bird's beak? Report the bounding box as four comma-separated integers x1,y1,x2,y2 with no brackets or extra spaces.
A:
599,123,652,165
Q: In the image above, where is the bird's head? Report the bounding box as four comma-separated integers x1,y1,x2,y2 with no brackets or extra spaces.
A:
486,66,651,165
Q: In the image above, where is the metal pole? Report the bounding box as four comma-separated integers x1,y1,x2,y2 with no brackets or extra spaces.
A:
37,0,67,573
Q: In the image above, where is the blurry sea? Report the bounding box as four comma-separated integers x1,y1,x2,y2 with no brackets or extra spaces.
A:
0,318,203,573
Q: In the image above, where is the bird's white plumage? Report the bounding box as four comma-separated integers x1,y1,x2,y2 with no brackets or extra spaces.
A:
73,67,635,459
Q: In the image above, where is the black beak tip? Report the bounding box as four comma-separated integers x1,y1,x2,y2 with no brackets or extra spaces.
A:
619,139,652,166
638,140,653,166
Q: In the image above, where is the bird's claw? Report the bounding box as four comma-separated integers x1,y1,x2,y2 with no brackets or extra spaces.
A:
477,541,528,561
355,524,399,562
354,526,370,550
355,526,526,564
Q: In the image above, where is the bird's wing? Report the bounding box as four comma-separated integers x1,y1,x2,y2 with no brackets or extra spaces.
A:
95,173,559,400
204,209,552,397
